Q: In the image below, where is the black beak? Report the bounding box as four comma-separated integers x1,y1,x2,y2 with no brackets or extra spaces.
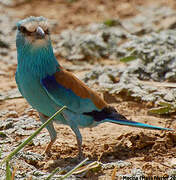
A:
36,26,45,39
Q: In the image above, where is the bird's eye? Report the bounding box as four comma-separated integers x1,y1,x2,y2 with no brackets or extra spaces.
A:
45,29,50,35
18,26,28,33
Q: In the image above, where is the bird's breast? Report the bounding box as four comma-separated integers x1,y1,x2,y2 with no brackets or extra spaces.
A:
16,71,60,117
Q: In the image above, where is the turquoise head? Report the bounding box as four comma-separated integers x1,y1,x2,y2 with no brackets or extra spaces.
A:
16,16,52,49
16,16,58,77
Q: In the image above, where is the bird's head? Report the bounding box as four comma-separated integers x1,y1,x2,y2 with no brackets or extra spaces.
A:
16,16,51,50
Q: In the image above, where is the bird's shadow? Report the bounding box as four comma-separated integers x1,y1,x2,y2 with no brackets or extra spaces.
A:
45,142,154,174
45,156,103,179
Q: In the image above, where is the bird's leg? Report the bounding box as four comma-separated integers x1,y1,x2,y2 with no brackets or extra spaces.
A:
70,124,83,159
62,113,84,159
76,135,83,159
39,112,57,156
44,136,56,155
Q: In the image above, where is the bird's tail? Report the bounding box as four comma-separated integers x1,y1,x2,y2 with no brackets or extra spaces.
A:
84,107,173,131
102,117,172,131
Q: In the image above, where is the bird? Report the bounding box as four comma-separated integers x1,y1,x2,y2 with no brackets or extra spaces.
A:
15,16,173,158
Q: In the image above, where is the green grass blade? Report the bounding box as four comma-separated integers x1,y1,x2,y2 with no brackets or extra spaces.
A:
45,167,63,180
0,145,3,158
6,161,12,180
120,55,137,62
60,157,89,180
0,106,66,166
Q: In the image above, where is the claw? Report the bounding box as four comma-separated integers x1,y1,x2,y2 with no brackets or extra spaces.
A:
42,138,56,156
76,136,84,160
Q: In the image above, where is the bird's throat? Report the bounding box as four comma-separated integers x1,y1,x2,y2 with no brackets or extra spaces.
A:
17,43,59,79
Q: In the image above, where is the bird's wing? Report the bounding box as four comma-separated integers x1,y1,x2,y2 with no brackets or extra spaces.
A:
41,67,108,113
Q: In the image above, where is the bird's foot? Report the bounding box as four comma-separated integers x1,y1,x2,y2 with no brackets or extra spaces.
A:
77,149,85,160
42,148,51,157
42,140,55,157
41,148,51,157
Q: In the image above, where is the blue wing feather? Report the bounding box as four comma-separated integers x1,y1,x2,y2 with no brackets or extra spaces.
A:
41,74,99,113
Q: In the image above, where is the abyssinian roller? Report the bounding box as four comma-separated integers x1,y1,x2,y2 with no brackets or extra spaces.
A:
15,17,173,158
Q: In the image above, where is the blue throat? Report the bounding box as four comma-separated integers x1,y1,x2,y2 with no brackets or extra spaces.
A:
16,39,59,79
